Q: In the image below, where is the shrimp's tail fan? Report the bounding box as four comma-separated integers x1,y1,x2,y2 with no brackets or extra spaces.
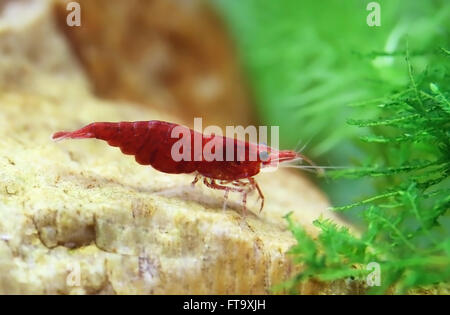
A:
51,122,153,157
52,128,95,141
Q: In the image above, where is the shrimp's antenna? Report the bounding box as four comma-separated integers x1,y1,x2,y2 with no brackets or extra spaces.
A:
296,137,313,154
281,164,349,176
294,138,304,152
290,134,322,174
296,152,325,176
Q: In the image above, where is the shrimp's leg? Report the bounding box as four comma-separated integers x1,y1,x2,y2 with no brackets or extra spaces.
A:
230,180,247,187
203,178,247,214
191,173,201,187
248,177,264,212
229,178,264,213
242,190,248,215
225,179,251,215
203,178,245,193
223,190,229,211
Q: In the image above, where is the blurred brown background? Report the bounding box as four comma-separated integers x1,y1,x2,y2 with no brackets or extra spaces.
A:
54,0,254,128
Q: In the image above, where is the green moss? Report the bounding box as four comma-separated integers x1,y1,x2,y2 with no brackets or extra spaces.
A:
284,49,450,294
214,0,450,293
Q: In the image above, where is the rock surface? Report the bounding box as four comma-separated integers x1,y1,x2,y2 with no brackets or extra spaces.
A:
0,0,351,294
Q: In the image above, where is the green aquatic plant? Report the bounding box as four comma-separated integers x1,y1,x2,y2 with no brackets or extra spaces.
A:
213,0,449,208
213,0,449,293
283,49,450,294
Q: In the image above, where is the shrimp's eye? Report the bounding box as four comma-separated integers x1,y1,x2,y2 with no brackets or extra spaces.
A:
259,151,269,162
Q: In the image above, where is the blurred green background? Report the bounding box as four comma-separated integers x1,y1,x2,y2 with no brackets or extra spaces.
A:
212,0,449,209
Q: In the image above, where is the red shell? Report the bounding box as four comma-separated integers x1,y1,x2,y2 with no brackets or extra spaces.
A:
53,121,263,181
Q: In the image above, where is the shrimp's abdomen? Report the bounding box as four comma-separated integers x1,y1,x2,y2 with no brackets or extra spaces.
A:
52,121,197,175
53,121,150,154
